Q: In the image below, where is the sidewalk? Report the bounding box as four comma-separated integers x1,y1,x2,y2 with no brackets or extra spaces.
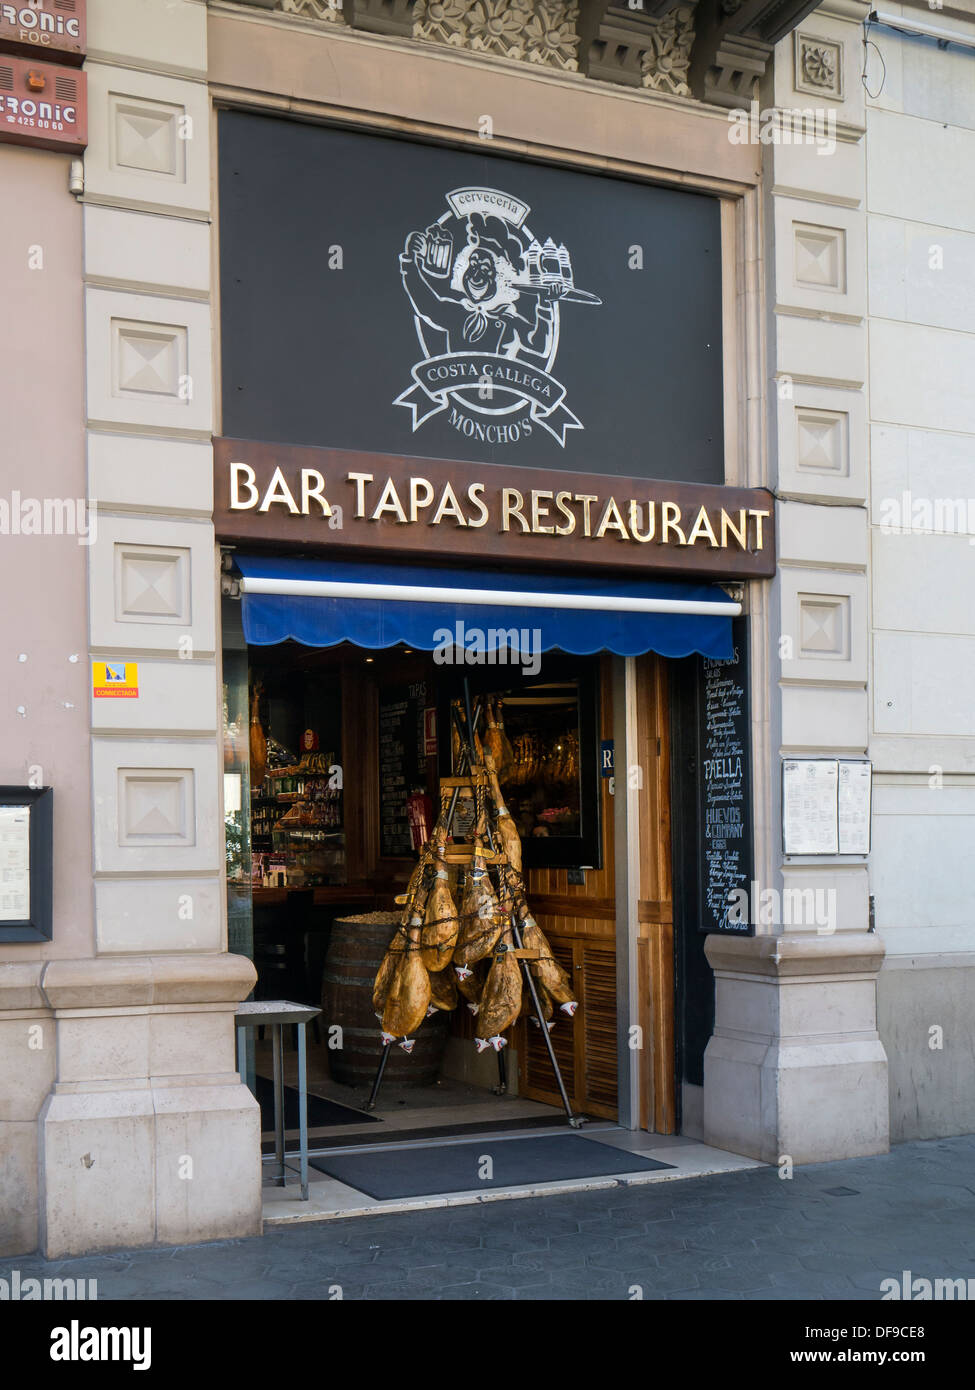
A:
4,1135,974,1300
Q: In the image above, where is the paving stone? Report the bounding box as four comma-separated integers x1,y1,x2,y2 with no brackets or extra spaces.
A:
666,1287,745,1300
474,1266,553,1288
653,1251,731,1274
433,1282,514,1299
476,1232,549,1253
7,1134,974,1301
613,1232,691,1257
547,1232,618,1254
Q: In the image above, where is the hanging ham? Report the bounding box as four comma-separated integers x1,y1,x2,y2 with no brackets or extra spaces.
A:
381,917,431,1037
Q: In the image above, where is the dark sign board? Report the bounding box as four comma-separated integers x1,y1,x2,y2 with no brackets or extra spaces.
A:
0,54,86,151
213,437,775,580
698,619,753,935
218,111,724,486
0,1,86,61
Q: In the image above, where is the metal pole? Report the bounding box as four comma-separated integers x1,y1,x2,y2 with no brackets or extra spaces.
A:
298,1019,309,1199
364,1039,391,1111
494,1046,507,1095
272,1022,286,1185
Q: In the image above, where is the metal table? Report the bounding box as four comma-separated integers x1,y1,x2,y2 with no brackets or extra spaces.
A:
235,1000,321,1201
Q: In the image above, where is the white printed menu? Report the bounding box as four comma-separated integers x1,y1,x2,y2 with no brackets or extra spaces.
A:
0,804,30,922
838,760,872,854
782,759,839,855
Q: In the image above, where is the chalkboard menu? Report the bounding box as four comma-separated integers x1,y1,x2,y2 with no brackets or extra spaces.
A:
698,619,753,935
378,681,428,857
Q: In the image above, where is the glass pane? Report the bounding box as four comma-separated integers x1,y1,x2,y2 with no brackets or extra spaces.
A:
454,682,583,841
222,626,253,965
253,661,347,887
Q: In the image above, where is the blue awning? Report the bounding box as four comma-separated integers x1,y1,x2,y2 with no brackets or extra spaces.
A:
235,555,738,659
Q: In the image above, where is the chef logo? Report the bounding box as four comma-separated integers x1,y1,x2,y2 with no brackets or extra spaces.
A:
394,187,601,447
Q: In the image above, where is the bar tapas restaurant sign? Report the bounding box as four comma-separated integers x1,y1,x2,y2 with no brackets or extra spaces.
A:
213,439,776,580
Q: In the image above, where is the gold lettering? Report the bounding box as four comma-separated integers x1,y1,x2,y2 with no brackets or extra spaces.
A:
686,506,719,548
229,462,259,510
748,508,770,549
409,477,434,521
371,477,408,523
554,491,576,536
661,502,686,546
259,466,300,514
466,483,489,529
531,490,555,535
720,509,748,549
301,469,331,517
595,497,630,540
432,481,467,527
628,500,655,543
502,488,530,533
348,472,373,518
576,494,598,538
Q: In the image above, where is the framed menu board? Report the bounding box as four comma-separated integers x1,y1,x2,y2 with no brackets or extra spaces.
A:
697,620,754,936
378,680,428,858
782,758,872,855
0,786,53,943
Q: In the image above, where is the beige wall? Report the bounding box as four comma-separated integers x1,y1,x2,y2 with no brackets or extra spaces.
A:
0,143,90,1256
0,145,92,965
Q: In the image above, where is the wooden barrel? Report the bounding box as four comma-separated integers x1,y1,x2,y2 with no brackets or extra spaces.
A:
322,912,449,1088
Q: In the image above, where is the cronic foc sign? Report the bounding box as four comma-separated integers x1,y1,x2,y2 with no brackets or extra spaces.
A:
0,2,86,59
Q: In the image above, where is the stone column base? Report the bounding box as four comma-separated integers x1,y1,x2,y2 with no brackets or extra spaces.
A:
38,954,261,1257
703,933,889,1165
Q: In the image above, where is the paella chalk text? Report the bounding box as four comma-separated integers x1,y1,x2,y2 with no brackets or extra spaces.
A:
228,463,770,554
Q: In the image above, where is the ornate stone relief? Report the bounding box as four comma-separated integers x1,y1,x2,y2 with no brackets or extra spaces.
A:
414,0,581,72
794,31,843,100
640,4,695,96
251,0,803,109
279,0,344,23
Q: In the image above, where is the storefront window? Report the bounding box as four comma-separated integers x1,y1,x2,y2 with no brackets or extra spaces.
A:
439,656,601,870
249,657,346,887
221,615,253,965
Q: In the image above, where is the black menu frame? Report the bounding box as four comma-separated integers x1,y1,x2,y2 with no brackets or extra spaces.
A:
0,785,53,943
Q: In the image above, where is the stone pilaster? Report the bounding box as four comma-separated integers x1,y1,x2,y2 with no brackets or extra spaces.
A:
38,955,260,1257
704,933,889,1162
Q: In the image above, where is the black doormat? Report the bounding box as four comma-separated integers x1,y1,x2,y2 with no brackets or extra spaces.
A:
253,1075,379,1132
309,1134,674,1199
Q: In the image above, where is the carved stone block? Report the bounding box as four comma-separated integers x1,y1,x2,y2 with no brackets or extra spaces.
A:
794,29,843,100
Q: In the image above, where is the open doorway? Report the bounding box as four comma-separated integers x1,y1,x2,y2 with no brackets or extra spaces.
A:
223,625,625,1154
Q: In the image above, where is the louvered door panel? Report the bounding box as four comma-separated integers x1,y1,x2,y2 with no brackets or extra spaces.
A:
519,935,578,1109
518,933,618,1119
580,942,618,1117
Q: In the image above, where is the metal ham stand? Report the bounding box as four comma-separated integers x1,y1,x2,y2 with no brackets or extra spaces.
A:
364,679,582,1129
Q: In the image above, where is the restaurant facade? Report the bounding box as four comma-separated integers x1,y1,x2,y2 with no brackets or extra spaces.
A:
2,0,934,1257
